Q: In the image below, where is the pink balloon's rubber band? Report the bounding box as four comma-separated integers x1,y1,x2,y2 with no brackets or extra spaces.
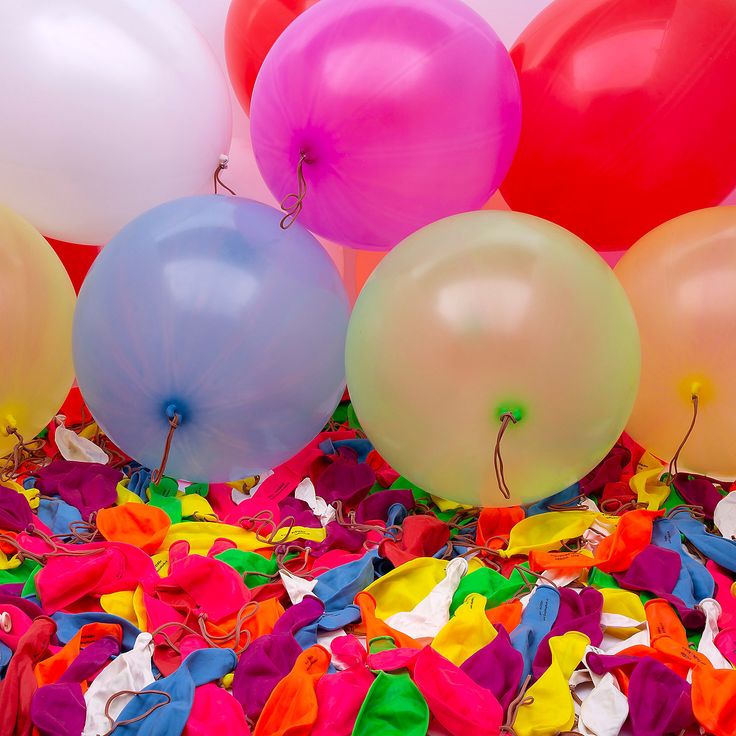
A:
280,152,308,229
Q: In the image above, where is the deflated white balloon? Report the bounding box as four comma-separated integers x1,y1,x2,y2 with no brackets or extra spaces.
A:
0,0,231,244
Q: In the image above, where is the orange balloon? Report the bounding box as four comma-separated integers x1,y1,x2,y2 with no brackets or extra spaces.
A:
615,207,736,477
486,599,522,632
96,504,171,555
693,666,736,736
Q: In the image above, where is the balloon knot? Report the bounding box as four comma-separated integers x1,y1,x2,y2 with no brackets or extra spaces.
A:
213,154,237,196
280,152,308,229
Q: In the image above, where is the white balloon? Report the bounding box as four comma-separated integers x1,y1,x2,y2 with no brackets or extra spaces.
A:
174,0,349,290
0,0,232,244
173,0,271,202
461,0,553,47
174,0,231,68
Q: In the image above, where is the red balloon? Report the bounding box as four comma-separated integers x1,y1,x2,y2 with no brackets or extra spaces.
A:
46,238,100,294
500,0,736,251
225,0,319,115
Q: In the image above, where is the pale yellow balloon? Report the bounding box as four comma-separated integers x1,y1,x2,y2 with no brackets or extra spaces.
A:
346,211,640,507
615,206,736,478
0,206,75,455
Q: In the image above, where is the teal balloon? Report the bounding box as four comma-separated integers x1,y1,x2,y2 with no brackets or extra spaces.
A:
73,196,349,482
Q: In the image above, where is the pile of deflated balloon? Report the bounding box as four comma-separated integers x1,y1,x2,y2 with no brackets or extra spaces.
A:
1,390,736,736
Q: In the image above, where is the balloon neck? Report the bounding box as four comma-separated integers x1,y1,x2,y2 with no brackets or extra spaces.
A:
1,414,17,435
494,405,524,424
678,376,712,404
164,402,184,425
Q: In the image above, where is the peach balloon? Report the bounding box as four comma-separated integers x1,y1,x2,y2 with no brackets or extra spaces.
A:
346,211,640,507
616,206,736,477
0,206,75,455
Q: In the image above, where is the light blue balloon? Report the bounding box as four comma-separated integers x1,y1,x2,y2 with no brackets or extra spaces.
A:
73,196,349,482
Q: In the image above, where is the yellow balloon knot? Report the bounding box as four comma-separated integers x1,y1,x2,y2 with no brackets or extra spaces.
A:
678,375,713,404
1,415,17,436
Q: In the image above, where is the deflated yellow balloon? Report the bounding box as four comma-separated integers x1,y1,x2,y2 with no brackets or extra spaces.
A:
616,207,736,478
431,593,497,665
346,211,640,507
0,206,75,455
514,631,590,736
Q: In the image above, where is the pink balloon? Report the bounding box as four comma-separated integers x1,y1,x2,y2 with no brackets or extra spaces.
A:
600,249,625,269
722,186,736,206
250,0,521,251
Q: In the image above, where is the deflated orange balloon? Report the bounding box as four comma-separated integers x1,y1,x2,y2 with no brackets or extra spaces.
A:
615,207,736,477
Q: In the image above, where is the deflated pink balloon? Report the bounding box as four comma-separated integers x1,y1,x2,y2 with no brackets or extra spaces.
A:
250,0,521,251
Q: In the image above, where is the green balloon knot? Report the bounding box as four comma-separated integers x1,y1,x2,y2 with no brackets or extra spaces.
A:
495,404,525,424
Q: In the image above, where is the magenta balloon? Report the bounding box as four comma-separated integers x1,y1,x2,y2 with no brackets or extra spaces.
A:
250,0,521,251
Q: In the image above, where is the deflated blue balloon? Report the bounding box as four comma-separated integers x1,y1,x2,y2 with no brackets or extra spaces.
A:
73,196,349,482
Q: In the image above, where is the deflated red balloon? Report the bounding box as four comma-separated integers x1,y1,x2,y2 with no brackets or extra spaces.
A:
225,0,319,115
500,0,736,251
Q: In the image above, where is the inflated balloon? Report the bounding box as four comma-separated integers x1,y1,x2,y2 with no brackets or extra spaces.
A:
226,0,319,115
501,0,736,251
73,196,349,482
46,240,101,295
0,0,232,245
177,0,353,298
175,0,231,69
227,0,549,116
250,0,521,251
346,211,640,506
0,207,75,456
615,207,736,478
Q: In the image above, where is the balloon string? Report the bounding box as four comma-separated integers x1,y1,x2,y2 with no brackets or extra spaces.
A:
102,689,171,735
494,412,519,500
151,413,180,485
280,152,308,229
197,600,259,653
213,155,237,196
0,425,46,482
500,674,534,735
667,394,699,482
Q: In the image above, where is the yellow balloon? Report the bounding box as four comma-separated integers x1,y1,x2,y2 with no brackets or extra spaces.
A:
346,211,640,507
615,206,736,478
0,206,75,455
